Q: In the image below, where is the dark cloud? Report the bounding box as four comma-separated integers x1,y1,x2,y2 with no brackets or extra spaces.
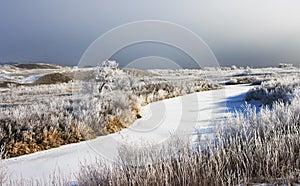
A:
0,0,299,67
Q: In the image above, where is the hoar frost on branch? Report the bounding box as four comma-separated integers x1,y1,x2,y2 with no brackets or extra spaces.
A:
94,60,136,93
95,60,119,93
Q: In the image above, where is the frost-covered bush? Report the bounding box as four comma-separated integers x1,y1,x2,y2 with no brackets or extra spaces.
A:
0,99,90,158
225,77,255,85
94,60,119,93
278,63,294,68
245,78,300,104
231,65,238,70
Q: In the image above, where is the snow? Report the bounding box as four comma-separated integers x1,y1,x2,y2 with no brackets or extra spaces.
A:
18,73,46,84
3,84,254,182
0,72,46,84
0,88,10,92
0,74,16,81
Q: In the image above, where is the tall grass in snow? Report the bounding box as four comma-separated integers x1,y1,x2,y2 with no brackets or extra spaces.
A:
77,96,300,185
0,62,221,158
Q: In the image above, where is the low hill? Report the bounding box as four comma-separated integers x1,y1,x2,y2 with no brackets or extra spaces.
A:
34,73,72,85
15,63,63,69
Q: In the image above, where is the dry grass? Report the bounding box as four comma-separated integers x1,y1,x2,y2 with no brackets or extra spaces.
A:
0,116,88,158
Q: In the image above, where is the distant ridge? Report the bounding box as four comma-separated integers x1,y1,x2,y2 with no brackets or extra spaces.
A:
15,63,64,69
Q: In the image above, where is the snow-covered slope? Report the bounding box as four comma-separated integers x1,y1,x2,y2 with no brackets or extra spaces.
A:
3,84,254,182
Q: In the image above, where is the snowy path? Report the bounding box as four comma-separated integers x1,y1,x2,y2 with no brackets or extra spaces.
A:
3,84,253,182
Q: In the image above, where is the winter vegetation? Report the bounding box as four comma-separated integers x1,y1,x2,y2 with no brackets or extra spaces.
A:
0,62,299,185
245,77,300,104
0,61,221,158
3,83,299,185
76,72,300,185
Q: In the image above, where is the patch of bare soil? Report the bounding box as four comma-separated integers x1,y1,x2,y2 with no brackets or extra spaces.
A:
34,73,72,85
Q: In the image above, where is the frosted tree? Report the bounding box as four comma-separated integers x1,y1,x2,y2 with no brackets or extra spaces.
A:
95,60,119,93
95,60,139,93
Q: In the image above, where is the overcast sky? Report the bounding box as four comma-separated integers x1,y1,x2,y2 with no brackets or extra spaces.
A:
0,0,299,68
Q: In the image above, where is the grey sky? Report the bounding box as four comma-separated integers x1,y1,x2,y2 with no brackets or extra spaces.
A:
0,0,299,68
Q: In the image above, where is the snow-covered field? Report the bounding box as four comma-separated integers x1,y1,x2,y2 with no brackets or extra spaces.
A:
0,63,299,184
3,84,253,183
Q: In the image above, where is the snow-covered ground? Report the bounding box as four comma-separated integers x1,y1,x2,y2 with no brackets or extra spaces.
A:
3,84,254,183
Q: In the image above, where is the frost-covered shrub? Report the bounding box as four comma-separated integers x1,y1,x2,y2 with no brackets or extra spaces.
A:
231,65,238,70
0,99,90,158
94,60,119,93
225,77,254,85
278,63,293,68
245,78,300,104
74,90,140,135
